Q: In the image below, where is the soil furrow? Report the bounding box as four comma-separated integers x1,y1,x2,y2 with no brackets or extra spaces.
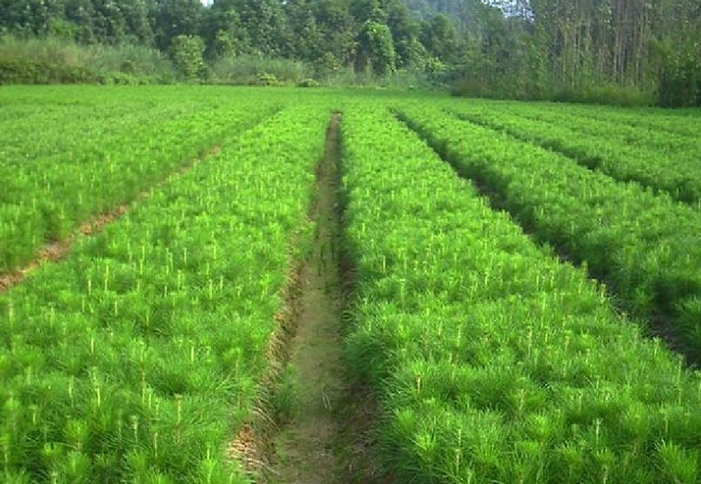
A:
264,113,385,484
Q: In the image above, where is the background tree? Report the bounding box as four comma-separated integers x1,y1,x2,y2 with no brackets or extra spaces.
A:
119,0,154,45
312,0,356,72
383,0,424,68
224,0,289,56
356,20,396,76
201,0,242,58
349,0,386,24
419,13,458,64
284,0,321,61
0,0,699,105
62,0,99,43
152,0,202,52
170,33,204,79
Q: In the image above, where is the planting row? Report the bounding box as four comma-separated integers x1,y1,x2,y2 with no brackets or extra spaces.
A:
397,104,701,361
499,100,701,138
452,104,701,205
0,94,282,273
0,97,162,162
342,106,701,484
0,87,292,161
500,104,701,155
577,106,701,138
0,105,329,483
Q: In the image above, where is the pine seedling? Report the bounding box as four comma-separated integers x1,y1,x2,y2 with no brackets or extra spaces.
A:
657,440,699,484
58,450,90,484
0,471,31,484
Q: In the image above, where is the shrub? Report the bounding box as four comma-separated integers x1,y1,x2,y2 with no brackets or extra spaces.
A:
170,35,206,81
210,54,312,85
86,43,176,83
551,83,653,107
255,72,279,86
0,34,176,85
297,77,319,88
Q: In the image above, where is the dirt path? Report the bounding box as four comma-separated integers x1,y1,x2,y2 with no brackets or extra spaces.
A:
269,114,385,484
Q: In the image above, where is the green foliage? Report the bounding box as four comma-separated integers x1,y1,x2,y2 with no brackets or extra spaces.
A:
0,57,95,84
224,0,290,56
452,102,701,204
86,43,176,84
0,87,278,273
312,52,343,80
0,0,155,45
208,29,235,60
656,40,701,107
551,83,654,107
170,34,205,81
400,102,701,362
0,35,175,85
153,0,203,52
272,364,301,424
1,85,701,484
0,0,699,103
356,20,396,77
255,72,279,86
419,14,458,64
297,77,320,87
0,34,93,84
318,66,373,86
0,91,329,482
210,54,312,85
342,100,701,484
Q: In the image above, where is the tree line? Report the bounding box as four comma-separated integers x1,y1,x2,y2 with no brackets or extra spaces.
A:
0,0,699,106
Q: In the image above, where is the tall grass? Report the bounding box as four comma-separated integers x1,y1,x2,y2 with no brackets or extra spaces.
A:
210,54,313,85
0,35,176,85
209,55,437,89
451,75,655,107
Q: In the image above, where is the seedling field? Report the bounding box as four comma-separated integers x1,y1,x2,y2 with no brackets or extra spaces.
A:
1,86,701,483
